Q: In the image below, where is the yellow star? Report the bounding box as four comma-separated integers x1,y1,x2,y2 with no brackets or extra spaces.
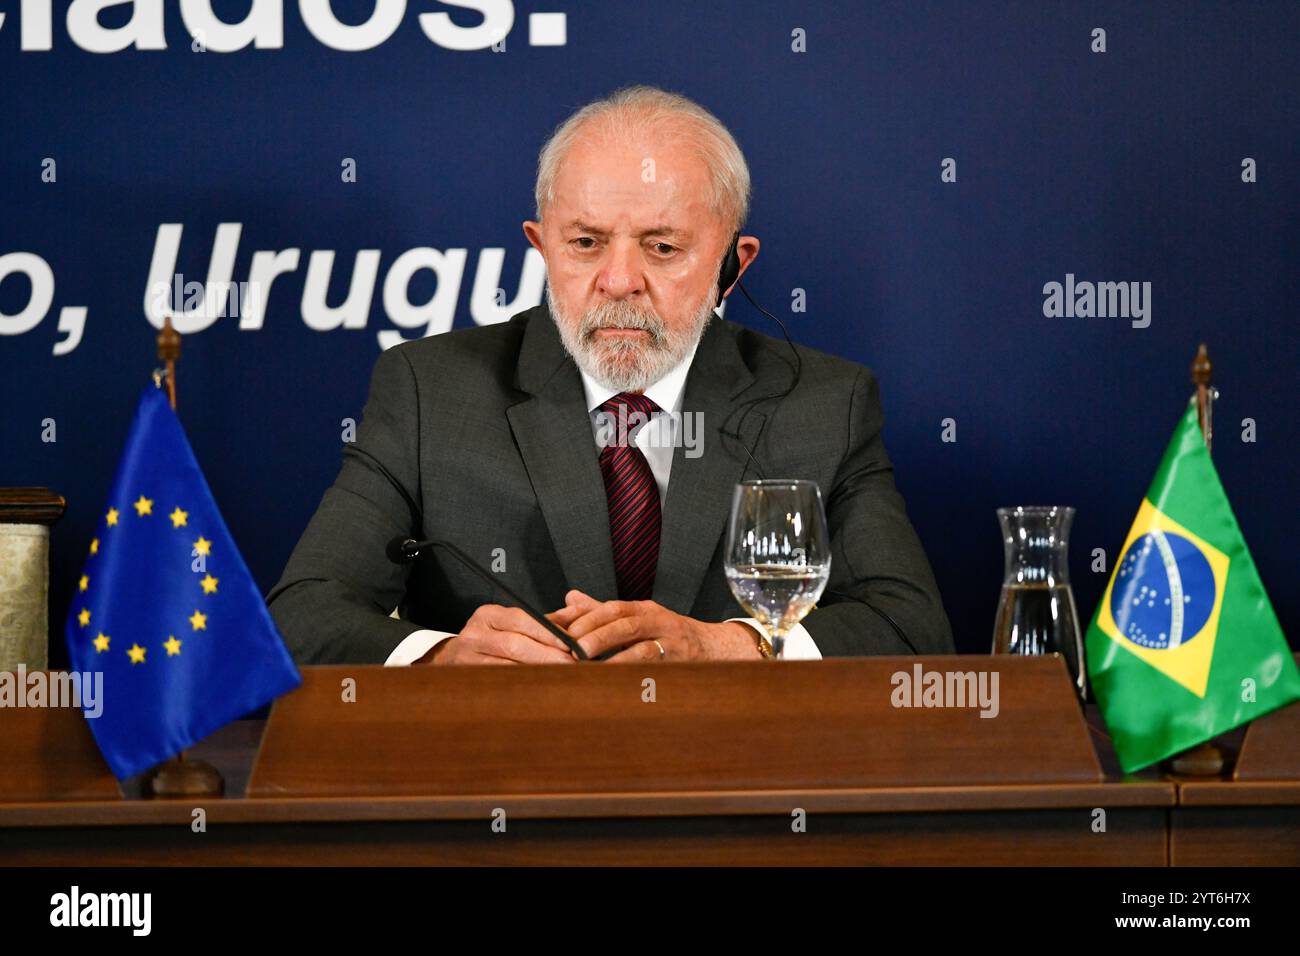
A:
93,632,110,653
169,506,188,528
89,538,99,556
106,508,119,527
200,574,219,595
127,643,146,665
133,495,154,517
193,536,212,557
189,609,207,631
77,608,91,627
164,635,182,656
79,574,89,592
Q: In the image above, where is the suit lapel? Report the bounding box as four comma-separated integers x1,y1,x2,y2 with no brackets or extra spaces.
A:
653,318,764,613
506,307,619,599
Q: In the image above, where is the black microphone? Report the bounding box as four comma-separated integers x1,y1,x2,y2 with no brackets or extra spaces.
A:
386,536,589,661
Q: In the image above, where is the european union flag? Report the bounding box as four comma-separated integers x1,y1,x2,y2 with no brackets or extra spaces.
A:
64,383,301,780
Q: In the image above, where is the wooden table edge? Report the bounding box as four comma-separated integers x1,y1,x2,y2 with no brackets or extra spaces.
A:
0,782,1175,827
1176,779,1300,807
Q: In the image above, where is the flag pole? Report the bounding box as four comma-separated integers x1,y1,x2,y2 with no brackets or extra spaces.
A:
142,318,225,798
1167,344,1226,778
1193,342,1213,453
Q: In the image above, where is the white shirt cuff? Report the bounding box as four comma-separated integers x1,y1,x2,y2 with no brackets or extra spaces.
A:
727,619,822,660
385,629,457,666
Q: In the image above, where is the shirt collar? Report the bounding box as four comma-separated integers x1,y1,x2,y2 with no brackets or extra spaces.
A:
579,336,701,417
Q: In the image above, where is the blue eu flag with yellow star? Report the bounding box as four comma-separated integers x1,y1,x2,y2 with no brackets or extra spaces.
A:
64,383,301,780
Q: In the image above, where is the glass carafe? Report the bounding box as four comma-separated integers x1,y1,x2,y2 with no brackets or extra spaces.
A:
992,506,1086,700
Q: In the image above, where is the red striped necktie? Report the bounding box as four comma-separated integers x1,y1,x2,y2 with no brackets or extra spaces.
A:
597,392,662,601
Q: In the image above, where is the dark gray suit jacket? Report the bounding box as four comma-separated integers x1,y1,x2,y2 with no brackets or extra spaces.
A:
268,303,953,663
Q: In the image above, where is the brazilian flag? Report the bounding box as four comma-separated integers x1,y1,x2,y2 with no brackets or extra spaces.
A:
1086,399,1300,772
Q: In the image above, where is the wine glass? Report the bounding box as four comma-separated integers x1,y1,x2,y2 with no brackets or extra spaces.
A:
724,480,831,658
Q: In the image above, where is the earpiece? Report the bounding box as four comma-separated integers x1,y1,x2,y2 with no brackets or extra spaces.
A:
716,231,741,306
712,231,805,486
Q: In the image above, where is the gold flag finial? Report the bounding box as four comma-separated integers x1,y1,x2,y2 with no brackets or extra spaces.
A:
156,317,181,411
1191,343,1212,388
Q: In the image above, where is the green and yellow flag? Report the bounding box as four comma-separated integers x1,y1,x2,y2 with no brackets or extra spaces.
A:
1086,399,1300,772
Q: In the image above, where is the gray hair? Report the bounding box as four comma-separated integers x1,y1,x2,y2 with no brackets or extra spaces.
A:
533,85,751,235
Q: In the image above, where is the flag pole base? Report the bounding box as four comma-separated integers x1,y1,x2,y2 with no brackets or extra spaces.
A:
1165,740,1225,777
143,754,224,798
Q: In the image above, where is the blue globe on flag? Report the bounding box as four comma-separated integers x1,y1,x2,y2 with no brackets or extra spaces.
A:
1110,530,1215,650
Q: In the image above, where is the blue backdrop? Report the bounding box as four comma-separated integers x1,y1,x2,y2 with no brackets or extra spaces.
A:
2,1,1295,659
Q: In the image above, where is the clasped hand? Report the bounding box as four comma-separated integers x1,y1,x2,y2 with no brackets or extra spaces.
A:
419,590,761,664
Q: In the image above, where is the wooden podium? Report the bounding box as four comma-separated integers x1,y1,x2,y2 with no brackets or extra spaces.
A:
0,657,1183,865
249,656,1104,796
0,699,120,803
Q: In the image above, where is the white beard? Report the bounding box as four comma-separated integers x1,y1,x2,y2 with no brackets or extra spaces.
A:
549,285,717,393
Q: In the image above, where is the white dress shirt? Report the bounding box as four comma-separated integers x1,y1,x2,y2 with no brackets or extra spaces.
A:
384,337,822,664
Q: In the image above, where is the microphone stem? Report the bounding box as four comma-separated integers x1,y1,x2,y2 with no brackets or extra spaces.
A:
412,538,589,661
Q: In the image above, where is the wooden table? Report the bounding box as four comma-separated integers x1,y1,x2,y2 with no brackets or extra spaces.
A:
1170,695,1300,867
0,718,1177,865
0,660,1184,865
5,660,1297,865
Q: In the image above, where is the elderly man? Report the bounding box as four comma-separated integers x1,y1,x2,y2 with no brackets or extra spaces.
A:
268,85,953,665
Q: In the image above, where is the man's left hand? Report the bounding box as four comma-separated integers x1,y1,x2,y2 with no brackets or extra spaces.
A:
556,589,763,662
